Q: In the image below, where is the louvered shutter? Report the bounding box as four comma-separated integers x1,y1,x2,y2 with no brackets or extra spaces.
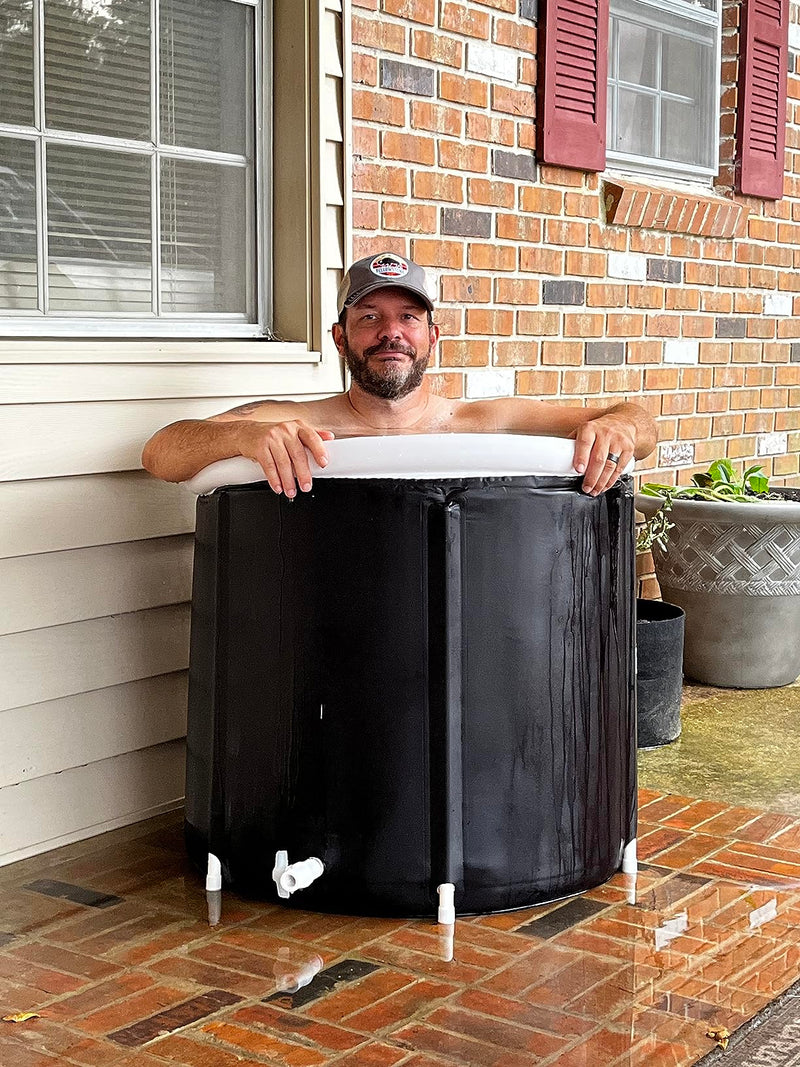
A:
736,0,789,198
537,0,609,171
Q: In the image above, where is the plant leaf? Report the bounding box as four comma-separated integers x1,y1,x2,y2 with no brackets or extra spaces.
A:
708,459,734,483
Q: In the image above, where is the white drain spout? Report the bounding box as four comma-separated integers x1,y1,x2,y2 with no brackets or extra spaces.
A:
437,882,456,925
206,853,223,926
273,851,324,899
622,839,638,874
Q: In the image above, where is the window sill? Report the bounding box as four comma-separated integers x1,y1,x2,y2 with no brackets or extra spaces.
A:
602,178,746,238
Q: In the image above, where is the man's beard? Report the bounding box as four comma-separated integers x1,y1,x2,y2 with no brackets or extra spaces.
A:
343,337,430,400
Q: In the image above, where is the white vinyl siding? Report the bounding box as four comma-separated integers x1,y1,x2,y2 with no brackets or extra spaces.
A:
0,0,348,866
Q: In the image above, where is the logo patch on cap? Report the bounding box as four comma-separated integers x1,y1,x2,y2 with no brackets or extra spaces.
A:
369,253,409,279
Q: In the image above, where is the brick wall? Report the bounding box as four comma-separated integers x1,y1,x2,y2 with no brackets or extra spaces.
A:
350,0,800,487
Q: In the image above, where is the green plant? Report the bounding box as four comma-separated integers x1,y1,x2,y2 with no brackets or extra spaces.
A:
636,459,781,554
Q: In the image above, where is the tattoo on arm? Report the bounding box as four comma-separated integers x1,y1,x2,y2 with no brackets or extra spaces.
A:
225,401,264,417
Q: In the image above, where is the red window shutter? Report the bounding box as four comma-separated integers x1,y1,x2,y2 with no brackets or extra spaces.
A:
736,0,789,198
537,0,609,171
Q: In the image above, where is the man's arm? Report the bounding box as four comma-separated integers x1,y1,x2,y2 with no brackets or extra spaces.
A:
141,402,334,495
467,397,658,496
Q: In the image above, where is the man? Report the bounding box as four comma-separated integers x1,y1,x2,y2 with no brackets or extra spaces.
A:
142,252,657,494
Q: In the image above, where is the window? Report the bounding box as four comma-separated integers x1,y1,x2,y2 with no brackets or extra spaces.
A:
607,0,722,180
0,0,264,337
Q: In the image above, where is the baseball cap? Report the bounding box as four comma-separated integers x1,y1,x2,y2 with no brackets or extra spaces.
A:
336,252,436,315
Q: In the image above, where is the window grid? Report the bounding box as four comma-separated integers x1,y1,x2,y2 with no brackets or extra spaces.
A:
0,0,262,337
607,0,722,181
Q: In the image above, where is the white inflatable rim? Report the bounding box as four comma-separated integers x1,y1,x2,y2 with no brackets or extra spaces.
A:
183,433,634,496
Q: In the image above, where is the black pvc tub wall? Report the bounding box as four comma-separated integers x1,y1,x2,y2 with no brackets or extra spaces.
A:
184,436,637,918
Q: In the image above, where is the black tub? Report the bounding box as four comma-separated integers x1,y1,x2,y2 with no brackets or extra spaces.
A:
184,435,637,917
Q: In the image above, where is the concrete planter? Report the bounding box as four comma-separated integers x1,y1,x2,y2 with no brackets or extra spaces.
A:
635,488,800,688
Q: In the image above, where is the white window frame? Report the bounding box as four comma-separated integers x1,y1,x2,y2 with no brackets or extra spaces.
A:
0,0,269,339
606,0,722,183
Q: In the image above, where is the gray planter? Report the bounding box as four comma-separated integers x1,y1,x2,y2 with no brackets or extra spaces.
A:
636,488,800,688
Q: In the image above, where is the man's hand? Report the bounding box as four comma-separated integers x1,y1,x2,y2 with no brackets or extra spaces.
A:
238,420,335,497
572,414,636,496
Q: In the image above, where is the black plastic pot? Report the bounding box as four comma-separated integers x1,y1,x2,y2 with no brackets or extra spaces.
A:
636,598,685,748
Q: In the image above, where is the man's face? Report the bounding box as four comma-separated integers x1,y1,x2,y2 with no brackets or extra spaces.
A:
335,288,438,400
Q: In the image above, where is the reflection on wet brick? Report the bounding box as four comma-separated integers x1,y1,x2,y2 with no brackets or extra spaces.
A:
633,873,711,911
24,880,124,909
108,989,242,1047
518,897,608,939
266,958,379,1009
0,789,798,1067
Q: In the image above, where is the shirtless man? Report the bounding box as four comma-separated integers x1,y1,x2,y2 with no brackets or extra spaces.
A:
142,252,657,495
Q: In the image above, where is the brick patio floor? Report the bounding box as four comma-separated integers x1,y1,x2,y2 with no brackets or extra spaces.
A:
1,791,799,1066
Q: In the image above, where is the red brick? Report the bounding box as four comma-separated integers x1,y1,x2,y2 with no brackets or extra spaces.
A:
413,170,463,202
494,340,539,365
382,0,435,24
440,2,490,39
410,239,463,268
519,186,563,214
438,140,489,172
353,54,377,85
467,243,516,271
495,278,540,304
353,163,407,195
544,218,588,246
519,247,563,274
441,275,491,302
410,100,462,136
440,72,488,107
382,202,437,233
517,370,561,394
587,284,626,307
517,310,560,335
439,339,490,366
468,178,514,208
353,90,406,125
412,29,463,67
562,370,604,394
491,84,535,117
352,15,405,52
496,214,542,242
353,125,378,157
353,198,379,230
465,308,513,335
381,131,435,165
565,192,600,219
542,341,584,366
605,311,644,337
466,112,515,146
565,250,606,277
563,313,604,337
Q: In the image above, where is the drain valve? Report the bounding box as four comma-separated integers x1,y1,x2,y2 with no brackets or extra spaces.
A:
272,851,325,899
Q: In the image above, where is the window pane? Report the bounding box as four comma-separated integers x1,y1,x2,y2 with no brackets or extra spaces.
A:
47,145,152,312
161,158,249,314
45,0,151,140
613,88,656,156
160,0,252,154
0,138,38,310
662,99,703,166
0,1,35,126
617,21,658,89
662,35,702,96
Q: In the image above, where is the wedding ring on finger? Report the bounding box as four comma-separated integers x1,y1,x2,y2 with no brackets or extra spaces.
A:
606,452,621,466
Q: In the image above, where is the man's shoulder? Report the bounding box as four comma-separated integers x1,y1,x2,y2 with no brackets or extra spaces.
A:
211,396,343,423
